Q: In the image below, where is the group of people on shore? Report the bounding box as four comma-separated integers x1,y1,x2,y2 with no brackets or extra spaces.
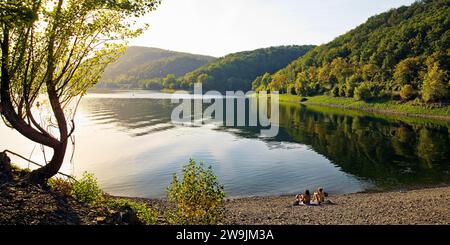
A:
293,187,328,206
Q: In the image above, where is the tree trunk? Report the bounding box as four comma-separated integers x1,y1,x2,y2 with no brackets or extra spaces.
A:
26,140,67,185
27,0,69,185
1,12,69,185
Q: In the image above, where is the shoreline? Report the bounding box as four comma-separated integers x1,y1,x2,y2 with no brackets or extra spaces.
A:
124,185,450,225
222,186,450,225
1,169,449,225
302,101,450,122
88,89,450,121
274,94,450,121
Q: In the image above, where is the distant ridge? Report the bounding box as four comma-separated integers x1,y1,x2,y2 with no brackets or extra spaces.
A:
98,46,216,89
177,45,315,92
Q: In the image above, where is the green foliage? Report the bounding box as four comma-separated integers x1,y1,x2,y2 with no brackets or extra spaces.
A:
345,75,362,97
272,100,450,187
400,85,416,101
48,177,74,197
98,47,215,89
108,199,159,225
2,0,162,109
354,83,373,101
252,73,272,92
301,94,450,117
162,74,177,89
268,0,450,103
179,46,314,92
1,0,161,181
393,57,422,90
9,163,31,173
421,62,449,103
0,1,36,25
166,159,225,225
72,172,103,205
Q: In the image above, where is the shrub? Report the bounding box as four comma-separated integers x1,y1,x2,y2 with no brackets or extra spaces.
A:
9,163,31,173
330,86,339,97
108,199,159,225
345,75,360,97
399,85,415,101
72,172,103,205
48,177,74,197
166,159,225,225
354,83,372,101
421,63,448,103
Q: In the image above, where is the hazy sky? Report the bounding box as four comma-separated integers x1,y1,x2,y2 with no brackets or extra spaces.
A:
130,0,416,57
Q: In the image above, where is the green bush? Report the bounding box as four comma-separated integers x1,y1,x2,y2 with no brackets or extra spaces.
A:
330,86,339,97
48,177,74,197
108,199,159,225
72,172,103,205
166,159,225,225
354,83,372,101
399,85,415,101
421,63,448,103
345,75,360,97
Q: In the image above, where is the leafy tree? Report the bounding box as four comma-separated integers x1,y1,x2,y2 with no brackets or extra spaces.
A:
393,57,422,90
0,0,160,183
143,78,163,90
345,74,362,97
354,83,373,101
421,62,449,103
196,73,214,89
252,72,271,91
162,74,177,89
269,72,288,93
400,84,416,101
362,64,379,82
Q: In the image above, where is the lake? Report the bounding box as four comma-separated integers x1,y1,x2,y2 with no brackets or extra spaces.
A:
1,90,450,198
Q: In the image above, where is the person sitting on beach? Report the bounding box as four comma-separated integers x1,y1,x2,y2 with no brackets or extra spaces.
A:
294,189,311,205
313,187,325,204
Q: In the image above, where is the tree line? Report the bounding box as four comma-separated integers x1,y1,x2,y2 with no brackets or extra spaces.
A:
174,45,315,92
253,0,449,103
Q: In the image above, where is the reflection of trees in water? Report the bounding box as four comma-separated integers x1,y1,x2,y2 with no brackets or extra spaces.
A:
82,97,450,188
82,98,177,136
226,103,450,188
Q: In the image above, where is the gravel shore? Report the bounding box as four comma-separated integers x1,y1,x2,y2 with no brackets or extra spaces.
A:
1,164,449,225
223,187,450,225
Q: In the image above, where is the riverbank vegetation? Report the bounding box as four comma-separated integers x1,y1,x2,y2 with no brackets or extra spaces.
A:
0,155,225,225
3,153,448,225
276,94,450,119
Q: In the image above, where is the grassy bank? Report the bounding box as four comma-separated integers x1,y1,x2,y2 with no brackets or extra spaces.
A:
277,94,450,120
160,88,192,94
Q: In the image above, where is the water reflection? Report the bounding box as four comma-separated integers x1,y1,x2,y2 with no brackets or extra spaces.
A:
81,94,450,191
228,103,450,188
83,98,177,137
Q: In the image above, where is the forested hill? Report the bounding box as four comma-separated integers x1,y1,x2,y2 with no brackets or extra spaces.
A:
258,0,449,103
97,46,216,89
177,45,315,92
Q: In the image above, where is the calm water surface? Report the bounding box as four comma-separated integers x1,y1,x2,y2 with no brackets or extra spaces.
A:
1,90,449,198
